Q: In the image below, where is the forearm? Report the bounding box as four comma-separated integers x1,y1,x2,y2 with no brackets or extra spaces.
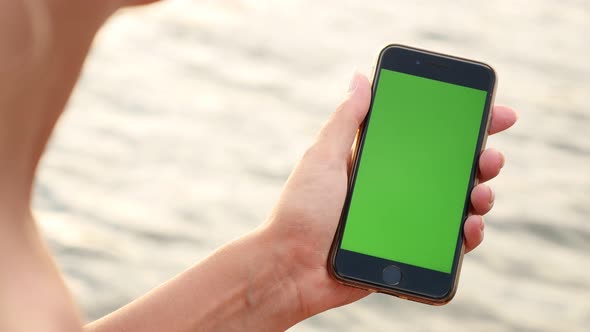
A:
86,228,307,332
0,1,124,331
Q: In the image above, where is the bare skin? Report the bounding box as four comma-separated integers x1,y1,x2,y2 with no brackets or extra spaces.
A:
0,1,517,332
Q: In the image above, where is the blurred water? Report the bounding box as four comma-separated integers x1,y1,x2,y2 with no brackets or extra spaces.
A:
34,0,589,331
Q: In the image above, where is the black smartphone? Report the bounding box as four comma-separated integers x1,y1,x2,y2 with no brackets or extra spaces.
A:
328,44,496,305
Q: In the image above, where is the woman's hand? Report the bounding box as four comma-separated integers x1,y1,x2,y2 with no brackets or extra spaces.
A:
265,72,518,318
86,73,517,332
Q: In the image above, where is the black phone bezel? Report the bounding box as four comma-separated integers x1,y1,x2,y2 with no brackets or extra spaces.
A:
330,44,496,303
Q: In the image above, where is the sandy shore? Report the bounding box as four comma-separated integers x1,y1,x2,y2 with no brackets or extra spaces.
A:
36,1,589,331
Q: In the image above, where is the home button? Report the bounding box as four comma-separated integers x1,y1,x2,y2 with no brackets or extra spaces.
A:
382,265,402,285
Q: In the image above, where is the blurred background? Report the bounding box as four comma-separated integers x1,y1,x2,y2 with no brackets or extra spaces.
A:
34,0,589,331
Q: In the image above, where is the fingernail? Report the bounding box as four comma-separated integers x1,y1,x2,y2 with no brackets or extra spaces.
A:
488,187,495,207
480,217,485,231
348,70,359,93
500,152,505,168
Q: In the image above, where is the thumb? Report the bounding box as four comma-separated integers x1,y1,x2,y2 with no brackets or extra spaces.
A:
314,71,371,163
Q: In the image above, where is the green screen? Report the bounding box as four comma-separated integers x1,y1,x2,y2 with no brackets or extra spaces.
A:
340,69,487,274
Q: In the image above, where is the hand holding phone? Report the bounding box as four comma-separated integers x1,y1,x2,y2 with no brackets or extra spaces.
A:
254,47,515,322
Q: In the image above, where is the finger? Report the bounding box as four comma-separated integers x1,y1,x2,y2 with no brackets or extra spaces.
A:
489,105,518,135
314,72,371,162
470,184,494,215
464,215,485,254
478,148,504,182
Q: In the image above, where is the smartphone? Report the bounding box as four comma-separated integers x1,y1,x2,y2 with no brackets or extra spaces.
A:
328,44,496,305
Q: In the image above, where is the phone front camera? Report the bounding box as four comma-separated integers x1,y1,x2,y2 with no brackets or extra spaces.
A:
416,60,421,65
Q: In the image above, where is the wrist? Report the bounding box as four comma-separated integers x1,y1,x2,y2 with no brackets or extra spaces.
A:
218,227,310,330
264,216,371,321
261,224,339,321
175,227,311,331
